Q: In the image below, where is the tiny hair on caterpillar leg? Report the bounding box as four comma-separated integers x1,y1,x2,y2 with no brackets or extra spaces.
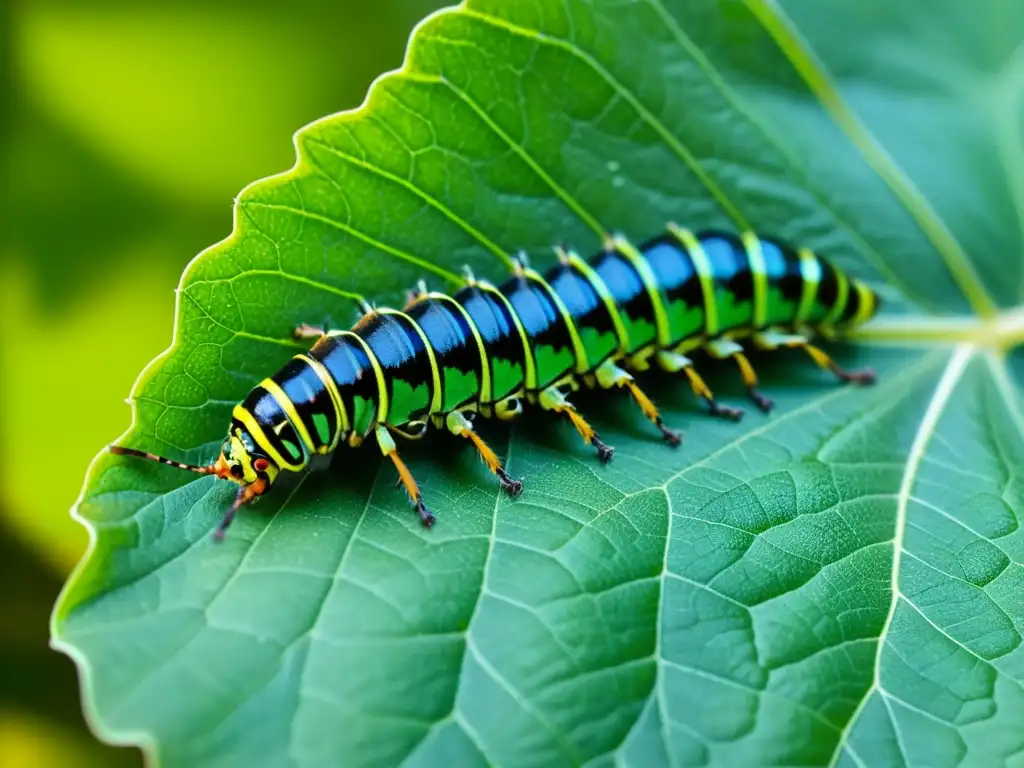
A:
111,225,880,537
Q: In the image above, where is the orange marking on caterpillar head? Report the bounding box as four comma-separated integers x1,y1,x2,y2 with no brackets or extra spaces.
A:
213,453,232,480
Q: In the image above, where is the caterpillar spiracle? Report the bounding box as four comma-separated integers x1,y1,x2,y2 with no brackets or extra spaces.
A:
111,226,879,538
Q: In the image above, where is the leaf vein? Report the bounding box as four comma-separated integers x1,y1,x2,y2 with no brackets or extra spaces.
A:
459,6,752,232
403,70,608,241
741,0,997,317
827,344,975,767
643,0,935,311
242,200,465,285
302,136,517,271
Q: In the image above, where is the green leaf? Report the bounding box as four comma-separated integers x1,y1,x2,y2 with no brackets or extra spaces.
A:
1,0,444,572
52,1,1024,765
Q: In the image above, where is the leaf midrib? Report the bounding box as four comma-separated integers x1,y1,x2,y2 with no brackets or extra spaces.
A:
827,345,971,766
828,348,1024,765
462,0,999,316
643,0,939,313
743,0,999,317
851,306,1024,350
615,352,943,765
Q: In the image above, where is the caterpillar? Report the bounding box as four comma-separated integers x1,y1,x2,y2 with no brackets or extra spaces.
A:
111,225,879,538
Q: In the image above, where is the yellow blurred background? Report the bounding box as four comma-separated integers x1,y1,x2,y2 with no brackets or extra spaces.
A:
0,1,445,763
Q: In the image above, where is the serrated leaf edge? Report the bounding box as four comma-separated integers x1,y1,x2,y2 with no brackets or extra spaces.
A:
47,4,466,761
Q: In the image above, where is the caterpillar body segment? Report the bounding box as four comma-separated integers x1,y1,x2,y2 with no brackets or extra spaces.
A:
113,227,880,537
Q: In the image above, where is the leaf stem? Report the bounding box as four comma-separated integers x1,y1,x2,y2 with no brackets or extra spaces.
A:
849,307,1024,349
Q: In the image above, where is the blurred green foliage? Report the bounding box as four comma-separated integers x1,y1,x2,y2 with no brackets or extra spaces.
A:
0,0,445,762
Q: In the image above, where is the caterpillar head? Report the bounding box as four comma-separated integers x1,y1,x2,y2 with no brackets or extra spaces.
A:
109,424,281,540
219,426,281,489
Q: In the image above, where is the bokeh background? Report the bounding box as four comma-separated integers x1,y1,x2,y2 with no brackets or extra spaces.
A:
0,1,446,763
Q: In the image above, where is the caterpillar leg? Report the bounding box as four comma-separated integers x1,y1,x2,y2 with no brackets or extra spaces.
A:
754,331,876,385
446,411,523,497
537,386,614,462
656,351,744,421
595,361,681,446
214,484,262,541
298,300,376,338
403,279,429,309
704,339,773,413
376,425,434,527
294,323,327,340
